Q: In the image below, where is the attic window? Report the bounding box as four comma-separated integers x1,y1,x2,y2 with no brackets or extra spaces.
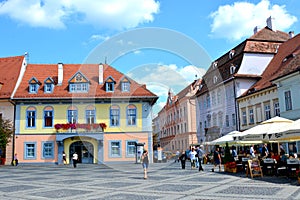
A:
230,64,236,74
69,72,90,93
44,77,54,93
121,77,131,92
213,76,218,84
212,61,218,69
283,54,295,62
105,76,116,92
28,77,40,94
229,50,235,59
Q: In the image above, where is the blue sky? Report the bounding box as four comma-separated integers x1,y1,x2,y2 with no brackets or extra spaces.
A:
1,0,299,114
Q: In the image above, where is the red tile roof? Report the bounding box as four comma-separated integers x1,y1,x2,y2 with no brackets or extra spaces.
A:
0,55,24,99
240,33,300,97
195,27,289,97
13,63,158,105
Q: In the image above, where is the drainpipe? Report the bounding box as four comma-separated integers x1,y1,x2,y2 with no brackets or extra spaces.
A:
9,99,16,165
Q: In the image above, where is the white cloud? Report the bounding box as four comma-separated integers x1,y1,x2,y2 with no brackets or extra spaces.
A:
209,0,297,41
0,0,160,29
127,64,206,114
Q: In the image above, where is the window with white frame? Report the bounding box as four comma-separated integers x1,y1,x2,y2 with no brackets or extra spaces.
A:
122,82,130,92
67,107,77,124
25,143,36,159
127,105,136,126
218,112,223,127
212,91,216,106
110,105,120,126
217,89,221,104
42,142,54,158
242,111,247,125
264,104,271,120
126,141,136,157
206,94,211,108
249,108,254,124
212,113,217,126
29,84,38,93
44,107,53,127
274,102,280,116
110,141,121,157
284,91,292,111
207,114,211,127
86,109,95,124
26,107,36,128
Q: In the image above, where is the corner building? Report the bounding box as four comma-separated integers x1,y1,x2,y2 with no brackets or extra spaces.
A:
13,63,158,165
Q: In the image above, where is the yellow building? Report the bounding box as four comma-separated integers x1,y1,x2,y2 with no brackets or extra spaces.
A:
13,63,157,164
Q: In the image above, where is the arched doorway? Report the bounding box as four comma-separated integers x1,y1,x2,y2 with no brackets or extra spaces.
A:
69,141,94,164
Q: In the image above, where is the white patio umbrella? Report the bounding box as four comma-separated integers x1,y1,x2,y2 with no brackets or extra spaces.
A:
208,131,262,146
270,118,300,141
239,116,294,142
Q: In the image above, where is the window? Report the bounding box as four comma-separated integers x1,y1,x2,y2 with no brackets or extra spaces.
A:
249,108,254,124
86,108,95,124
105,76,116,92
126,141,136,157
127,105,136,126
225,115,229,127
230,64,236,74
110,141,121,157
44,107,53,127
212,113,217,126
212,91,216,105
232,113,236,126
274,102,280,116
45,84,53,93
67,106,77,124
25,142,36,159
242,111,247,125
110,105,120,126
207,114,211,127
42,142,54,158
69,83,89,92
206,94,211,108
213,76,218,84
122,82,130,92
285,91,292,111
26,107,36,128
264,104,271,120
218,112,223,127
217,89,221,104
29,84,38,93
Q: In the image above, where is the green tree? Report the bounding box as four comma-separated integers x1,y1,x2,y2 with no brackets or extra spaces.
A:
0,118,14,157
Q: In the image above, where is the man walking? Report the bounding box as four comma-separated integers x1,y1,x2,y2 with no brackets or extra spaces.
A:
72,152,78,168
197,145,205,171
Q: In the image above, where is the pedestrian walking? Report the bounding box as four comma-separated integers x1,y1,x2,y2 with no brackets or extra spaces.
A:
189,148,197,169
197,145,205,171
212,147,221,172
13,153,18,166
141,150,149,179
72,152,78,168
175,150,180,163
179,150,187,169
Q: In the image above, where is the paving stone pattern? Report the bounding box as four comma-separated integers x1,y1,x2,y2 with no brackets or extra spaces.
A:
0,162,299,200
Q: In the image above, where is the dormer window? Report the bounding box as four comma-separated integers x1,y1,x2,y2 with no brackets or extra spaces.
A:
28,77,40,94
44,77,54,93
212,61,218,69
229,50,235,59
68,71,89,93
213,76,218,84
105,76,116,92
230,64,236,74
121,77,131,92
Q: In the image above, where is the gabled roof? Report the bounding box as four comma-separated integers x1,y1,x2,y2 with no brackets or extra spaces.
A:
13,63,158,104
240,33,300,98
195,27,289,97
0,55,24,99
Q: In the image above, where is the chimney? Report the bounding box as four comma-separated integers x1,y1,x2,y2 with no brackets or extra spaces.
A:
99,63,104,84
266,16,276,31
58,63,63,85
289,31,295,39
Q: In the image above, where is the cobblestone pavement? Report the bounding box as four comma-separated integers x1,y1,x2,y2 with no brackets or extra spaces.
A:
0,161,300,200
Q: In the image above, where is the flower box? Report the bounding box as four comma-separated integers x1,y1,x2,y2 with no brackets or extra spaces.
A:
224,162,237,173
